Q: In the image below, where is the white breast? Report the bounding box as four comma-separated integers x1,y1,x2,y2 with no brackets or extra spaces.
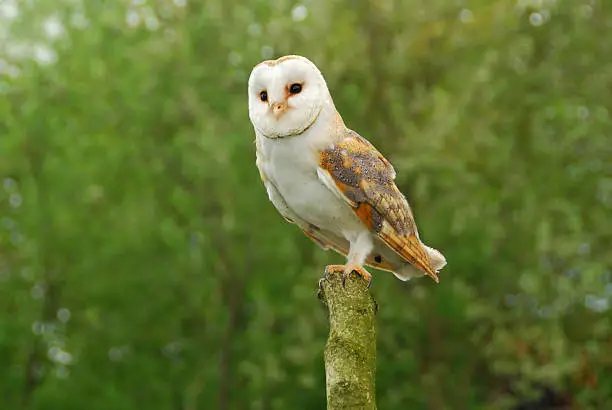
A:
256,125,365,241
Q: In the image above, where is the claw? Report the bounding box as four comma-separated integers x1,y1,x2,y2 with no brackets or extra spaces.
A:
323,265,347,288
318,277,325,291
344,265,372,288
323,264,373,288
324,264,345,278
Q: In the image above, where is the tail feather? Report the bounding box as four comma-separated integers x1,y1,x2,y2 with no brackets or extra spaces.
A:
425,245,447,272
392,245,447,282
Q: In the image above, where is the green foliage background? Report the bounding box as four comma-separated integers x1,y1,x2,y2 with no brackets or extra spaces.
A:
1,0,611,409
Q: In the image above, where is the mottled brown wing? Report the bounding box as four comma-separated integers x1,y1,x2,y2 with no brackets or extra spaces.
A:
318,131,439,281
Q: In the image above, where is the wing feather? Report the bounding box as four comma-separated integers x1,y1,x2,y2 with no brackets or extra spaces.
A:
318,130,440,282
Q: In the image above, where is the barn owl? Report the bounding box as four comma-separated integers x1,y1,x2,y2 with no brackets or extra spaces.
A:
248,55,446,284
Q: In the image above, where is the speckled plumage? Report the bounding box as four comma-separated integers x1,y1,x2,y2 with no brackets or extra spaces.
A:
248,55,446,283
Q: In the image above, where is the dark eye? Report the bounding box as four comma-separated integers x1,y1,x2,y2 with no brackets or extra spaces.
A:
260,91,268,102
289,83,302,94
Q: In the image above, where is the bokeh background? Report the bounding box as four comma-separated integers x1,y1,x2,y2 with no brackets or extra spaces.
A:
1,0,611,409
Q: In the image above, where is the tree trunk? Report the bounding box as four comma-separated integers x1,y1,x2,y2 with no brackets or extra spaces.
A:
318,270,378,410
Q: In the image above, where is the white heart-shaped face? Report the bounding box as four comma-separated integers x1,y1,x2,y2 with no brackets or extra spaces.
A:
248,55,329,138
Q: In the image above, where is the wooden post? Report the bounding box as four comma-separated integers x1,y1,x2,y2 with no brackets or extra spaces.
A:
318,270,378,410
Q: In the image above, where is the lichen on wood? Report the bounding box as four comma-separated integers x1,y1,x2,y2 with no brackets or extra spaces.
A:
318,270,378,410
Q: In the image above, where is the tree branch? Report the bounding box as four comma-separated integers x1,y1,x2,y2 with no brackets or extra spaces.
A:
318,271,378,410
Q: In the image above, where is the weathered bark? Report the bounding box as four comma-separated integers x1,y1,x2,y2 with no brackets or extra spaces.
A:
318,271,378,410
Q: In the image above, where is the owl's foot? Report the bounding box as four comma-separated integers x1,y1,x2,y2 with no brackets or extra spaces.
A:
319,265,345,292
345,264,372,288
319,265,344,294
323,264,372,288
323,264,345,281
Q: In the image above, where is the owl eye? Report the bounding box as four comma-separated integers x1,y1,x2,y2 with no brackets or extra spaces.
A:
289,83,302,94
260,91,268,102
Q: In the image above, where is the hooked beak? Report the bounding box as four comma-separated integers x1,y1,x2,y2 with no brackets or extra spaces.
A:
271,102,288,119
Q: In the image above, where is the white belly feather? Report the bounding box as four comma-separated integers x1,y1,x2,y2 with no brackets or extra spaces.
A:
257,130,365,240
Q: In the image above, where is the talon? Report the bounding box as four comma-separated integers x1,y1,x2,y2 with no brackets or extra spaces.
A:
323,264,372,287
343,265,372,286
324,264,345,280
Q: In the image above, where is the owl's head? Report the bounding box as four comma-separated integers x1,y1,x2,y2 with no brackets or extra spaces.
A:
248,55,331,138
